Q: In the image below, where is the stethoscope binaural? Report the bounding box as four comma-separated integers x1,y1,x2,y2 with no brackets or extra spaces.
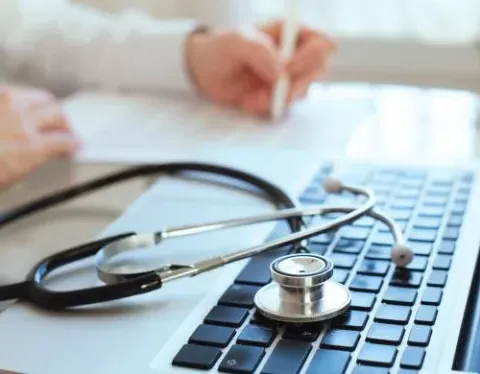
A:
0,162,413,324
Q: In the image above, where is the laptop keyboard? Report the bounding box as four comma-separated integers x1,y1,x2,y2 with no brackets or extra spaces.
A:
171,162,473,374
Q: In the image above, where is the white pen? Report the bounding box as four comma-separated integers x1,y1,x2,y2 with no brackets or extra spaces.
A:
270,0,301,120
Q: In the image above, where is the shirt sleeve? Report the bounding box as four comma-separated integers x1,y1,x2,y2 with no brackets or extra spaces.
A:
0,0,200,96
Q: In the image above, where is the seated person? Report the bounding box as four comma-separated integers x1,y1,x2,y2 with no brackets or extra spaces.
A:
0,0,335,188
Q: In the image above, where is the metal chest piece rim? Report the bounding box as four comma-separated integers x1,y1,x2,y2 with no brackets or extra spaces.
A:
254,253,351,323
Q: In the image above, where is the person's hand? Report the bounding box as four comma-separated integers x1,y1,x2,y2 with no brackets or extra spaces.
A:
0,86,80,187
186,20,336,117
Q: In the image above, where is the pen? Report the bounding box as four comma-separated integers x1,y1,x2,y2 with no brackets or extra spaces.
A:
270,0,301,120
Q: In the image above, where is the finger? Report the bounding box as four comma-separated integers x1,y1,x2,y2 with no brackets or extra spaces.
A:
217,74,264,105
288,66,325,103
240,88,272,117
233,28,283,84
296,27,336,51
32,103,75,134
288,34,336,77
37,132,80,159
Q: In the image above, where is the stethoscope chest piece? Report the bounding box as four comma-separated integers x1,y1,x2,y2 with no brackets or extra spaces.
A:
254,253,351,323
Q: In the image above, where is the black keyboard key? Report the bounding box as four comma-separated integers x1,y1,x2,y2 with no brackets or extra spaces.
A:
391,198,416,210
350,275,383,293
408,241,432,256
415,305,438,325
353,217,376,227
300,194,326,205
400,347,425,369
352,366,390,374
235,250,289,285
309,242,329,255
379,220,407,233
448,214,463,227
306,349,351,374
250,312,283,329
219,284,261,308
357,343,397,367
427,270,448,287
390,269,423,288
350,292,376,311
205,306,249,327
371,232,395,246
418,206,444,217
321,329,360,351
396,188,420,199
451,202,467,215
408,325,432,346
342,227,371,240
261,339,312,374
237,325,276,347
219,345,265,373
390,209,412,221
311,233,334,245
357,259,390,276
443,226,460,240
406,257,428,272
332,311,369,331
172,344,222,370
425,187,449,197
334,269,350,284
283,324,322,342
375,304,411,325
408,228,437,242
331,253,357,269
366,245,391,260
413,217,442,229
189,324,235,348
383,286,417,306
367,323,405,345
438,240,455,254
431,175,453,186
421,287,443,305
433,255,452,270
423,196,448,206
333,239,364,254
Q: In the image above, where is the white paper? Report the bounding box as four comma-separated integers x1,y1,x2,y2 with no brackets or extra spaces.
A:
62,85,362,165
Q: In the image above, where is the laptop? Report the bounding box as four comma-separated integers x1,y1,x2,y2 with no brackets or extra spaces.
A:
0,84,479,374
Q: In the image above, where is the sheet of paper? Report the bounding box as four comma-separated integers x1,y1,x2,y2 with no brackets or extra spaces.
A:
62,84,367,165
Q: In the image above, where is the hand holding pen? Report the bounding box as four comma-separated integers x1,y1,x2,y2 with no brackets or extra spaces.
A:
186,15,336,118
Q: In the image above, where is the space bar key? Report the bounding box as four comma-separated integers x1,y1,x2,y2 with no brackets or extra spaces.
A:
261,339,312,374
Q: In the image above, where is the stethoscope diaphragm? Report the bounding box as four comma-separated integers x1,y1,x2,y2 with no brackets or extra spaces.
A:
254,253,351,323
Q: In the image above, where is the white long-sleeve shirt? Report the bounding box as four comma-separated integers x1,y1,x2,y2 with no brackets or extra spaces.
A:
0,0,199,96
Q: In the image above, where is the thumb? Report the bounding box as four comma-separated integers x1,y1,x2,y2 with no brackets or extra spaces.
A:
38,132,81,159
233,27,283,84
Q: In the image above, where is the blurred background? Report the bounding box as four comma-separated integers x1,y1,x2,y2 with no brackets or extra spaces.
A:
75,0,480,93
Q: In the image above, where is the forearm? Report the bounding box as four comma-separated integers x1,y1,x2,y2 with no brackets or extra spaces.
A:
0,1,198,95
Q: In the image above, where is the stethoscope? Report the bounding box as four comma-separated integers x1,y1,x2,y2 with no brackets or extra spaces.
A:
0,162,413,324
